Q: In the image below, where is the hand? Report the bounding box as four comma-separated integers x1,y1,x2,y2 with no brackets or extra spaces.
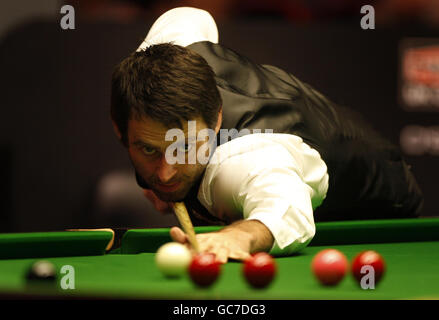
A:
170,226,252,264
142,189,174,214
169,220,274,264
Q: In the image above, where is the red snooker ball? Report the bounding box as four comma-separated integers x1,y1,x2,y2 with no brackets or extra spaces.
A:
352,250,385,285
243,252,277,289
311,249,348,286
188,253,221,287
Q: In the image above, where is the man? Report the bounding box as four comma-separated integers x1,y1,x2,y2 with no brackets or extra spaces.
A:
110,7,423,263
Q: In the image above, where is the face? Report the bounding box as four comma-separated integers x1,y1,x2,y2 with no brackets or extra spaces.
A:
125,114,221,202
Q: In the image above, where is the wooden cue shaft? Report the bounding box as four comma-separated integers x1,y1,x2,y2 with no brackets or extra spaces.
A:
172,202,200,253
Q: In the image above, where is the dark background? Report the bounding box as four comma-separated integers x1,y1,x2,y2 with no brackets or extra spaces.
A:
0,1,438,232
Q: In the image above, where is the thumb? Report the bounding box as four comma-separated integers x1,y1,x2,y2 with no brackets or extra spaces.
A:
170,227,188,244
143,189,155,199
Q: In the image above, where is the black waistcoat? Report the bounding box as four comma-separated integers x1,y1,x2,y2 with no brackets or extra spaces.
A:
187,41,423,221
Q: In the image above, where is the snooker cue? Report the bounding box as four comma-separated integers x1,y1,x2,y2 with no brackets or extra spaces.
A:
172,202,200,253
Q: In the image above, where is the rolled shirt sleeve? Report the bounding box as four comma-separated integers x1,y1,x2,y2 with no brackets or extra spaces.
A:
198,133,329,256
242,168,318,256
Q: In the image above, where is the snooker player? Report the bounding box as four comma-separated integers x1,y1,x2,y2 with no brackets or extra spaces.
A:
110,7,423,263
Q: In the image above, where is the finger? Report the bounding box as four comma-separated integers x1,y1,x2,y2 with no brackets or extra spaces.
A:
161,201,175,215
144,190,174,214
160,206,175,215
198,238,215,254
143,189,156,200
196,238,227,263
215,247,229,264
229,250,252,262
143,190,162,210
170,227,188,244
156,200,170,212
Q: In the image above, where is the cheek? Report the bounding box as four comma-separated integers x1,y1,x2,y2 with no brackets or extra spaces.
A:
183,163,206,183
128,148,154,175
128,148,141,165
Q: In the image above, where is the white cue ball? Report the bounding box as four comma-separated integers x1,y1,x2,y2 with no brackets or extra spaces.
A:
155,242,192,278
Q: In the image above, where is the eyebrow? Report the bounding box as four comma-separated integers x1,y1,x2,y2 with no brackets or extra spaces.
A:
132,140,162,150
132,137,191,150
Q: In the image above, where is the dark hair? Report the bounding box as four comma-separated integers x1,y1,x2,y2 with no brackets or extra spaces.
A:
111,43,222,145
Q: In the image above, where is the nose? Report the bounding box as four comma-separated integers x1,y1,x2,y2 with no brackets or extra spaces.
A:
156,156,178,184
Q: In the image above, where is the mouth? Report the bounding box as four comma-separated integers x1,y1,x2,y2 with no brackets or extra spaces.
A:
155,182,181,193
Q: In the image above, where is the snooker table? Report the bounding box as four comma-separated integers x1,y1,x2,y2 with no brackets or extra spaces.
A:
0,218,438,300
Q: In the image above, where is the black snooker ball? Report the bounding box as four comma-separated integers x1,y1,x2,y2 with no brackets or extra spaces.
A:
25,260,57,285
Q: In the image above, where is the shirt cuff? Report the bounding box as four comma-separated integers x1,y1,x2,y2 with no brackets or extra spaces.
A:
246,210,316,256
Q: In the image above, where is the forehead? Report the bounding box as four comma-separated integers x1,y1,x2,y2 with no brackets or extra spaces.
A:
127,116,207,145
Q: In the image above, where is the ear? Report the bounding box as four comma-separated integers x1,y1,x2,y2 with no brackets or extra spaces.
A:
111,120,122,141
214,107,223,135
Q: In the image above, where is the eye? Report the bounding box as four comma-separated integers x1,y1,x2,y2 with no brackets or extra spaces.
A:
141,146,156,156
177,143,193,153
178,143,194,153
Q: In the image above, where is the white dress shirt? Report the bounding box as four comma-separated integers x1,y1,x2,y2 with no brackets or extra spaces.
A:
138,7,329,256
137,7,219,51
